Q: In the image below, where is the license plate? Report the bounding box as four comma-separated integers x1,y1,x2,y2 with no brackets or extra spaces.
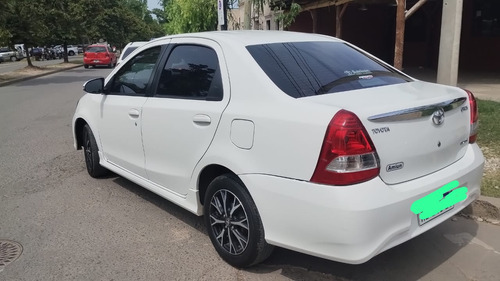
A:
418,205,454,226
93,60,100,63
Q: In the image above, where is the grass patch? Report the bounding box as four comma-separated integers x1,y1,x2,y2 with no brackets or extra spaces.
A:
476,99,500,198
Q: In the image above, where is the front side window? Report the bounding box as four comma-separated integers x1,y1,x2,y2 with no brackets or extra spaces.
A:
108,46,161,96
156,45,222,101
247,42,411,98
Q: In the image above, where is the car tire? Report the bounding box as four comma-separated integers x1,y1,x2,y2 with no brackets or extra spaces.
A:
10,56,16,62
69,51,75,56
204,174,274,268
82,124,108,178
84,64,89,69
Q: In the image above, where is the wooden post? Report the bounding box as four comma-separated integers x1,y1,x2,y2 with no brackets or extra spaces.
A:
310,10,318,33
335,4,348,39
394,0,406,70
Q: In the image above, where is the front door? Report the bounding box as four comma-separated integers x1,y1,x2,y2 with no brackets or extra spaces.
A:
141,39,230,195
99,45,164,178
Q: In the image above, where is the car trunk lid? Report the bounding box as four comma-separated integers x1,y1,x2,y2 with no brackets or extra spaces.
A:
303,81,471,185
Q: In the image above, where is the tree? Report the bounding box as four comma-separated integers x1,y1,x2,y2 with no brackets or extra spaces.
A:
1,0,50,67
45,0,80,62
165,0,217,34
73,0,165,48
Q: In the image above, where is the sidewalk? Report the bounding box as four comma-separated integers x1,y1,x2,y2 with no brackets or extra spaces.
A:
405,67,500,103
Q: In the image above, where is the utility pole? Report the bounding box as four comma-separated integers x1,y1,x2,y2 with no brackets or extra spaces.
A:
437,0,463,86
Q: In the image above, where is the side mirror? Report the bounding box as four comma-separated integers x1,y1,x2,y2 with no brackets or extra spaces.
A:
83,78,104,94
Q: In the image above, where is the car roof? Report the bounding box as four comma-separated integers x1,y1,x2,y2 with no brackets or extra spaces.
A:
125,41,148,48
149,31,341,47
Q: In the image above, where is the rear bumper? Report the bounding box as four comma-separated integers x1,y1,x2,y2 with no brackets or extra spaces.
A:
83,57,112,65
241,144,484,264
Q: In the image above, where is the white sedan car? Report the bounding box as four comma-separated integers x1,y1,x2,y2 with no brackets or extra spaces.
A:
72,31,484,267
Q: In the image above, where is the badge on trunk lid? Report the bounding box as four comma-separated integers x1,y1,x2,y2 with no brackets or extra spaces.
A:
386,162,404,172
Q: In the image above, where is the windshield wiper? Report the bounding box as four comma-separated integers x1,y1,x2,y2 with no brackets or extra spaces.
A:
315,71,409,95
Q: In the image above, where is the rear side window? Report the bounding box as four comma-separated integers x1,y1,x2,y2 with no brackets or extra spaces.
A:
247,42,410,98
156,45,223,101
121,47,138,60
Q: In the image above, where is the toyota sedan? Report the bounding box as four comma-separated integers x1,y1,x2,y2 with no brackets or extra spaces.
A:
72,31,484,267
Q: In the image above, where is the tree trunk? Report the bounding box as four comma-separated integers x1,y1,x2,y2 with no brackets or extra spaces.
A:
243,0,252,30
26,46,33,67
63,42,69,63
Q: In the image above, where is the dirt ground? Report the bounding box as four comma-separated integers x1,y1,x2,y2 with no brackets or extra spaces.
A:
461,200,500,224
0,63,80,83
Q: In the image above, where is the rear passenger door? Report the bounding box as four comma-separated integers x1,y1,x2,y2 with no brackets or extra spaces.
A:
141,38,230,195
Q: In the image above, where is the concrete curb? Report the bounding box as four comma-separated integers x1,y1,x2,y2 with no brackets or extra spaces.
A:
0,63,83,87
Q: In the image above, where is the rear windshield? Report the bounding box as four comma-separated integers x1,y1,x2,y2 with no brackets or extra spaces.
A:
246,42,410,98
121,47,139,60
86,46,107,53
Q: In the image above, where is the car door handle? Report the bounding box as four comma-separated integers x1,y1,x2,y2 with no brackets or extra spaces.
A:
193,114,211,125
128,109,140,118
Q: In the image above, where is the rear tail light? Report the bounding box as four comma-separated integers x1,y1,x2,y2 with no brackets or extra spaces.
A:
465,90,478,143
311,110,380,186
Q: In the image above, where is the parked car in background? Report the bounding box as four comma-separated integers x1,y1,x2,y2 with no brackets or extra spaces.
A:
66,45,79,56
0,47,24,62
83,44,117,68
72,31,484,268
117,41,147,65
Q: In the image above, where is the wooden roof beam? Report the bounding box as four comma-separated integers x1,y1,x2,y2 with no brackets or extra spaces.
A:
301,0,354,12
405,0,428,20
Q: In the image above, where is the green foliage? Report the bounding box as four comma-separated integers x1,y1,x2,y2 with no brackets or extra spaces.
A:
165,0,217,34
1,0,50,46
1,0,166,53
274,2,301,29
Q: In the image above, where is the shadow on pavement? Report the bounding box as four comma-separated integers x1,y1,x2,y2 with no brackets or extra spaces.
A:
111,174,479,280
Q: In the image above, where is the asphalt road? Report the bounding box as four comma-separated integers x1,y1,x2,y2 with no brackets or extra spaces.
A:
0,68,499,280
0,55,81,74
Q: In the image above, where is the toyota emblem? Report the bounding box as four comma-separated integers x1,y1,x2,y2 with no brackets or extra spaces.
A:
432,108,445,125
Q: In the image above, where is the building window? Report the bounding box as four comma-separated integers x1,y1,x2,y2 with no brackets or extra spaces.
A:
473,0,500,36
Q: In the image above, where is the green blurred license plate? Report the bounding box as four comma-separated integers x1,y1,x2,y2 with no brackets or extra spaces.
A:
418,205,454,226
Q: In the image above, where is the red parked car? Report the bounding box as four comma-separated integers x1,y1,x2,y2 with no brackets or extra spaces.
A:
83,45,117,68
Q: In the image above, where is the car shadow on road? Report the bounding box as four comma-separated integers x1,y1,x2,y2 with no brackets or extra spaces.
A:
110,175,478,280
111,176,207,234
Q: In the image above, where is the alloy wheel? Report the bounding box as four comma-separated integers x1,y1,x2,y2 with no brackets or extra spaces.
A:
209,189,249,255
